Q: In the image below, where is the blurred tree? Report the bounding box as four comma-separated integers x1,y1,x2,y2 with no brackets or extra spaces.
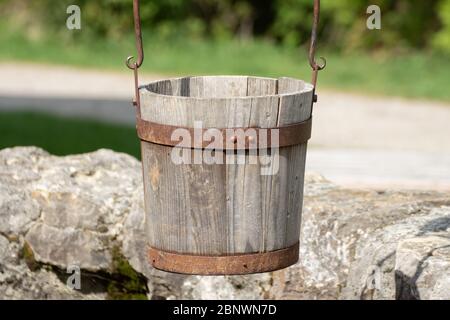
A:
433,0,450,54
272,0,442,52
1,0,448,55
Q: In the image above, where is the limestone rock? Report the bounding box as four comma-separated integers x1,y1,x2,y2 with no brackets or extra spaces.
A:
0,147,449,300
341,206,450,300
25,223,112,271
0,234,105,300
0,184,40,235
395,236,450,300
181,274,273,300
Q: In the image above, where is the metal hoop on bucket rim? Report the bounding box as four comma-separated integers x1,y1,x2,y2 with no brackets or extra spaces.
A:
126,0,326,108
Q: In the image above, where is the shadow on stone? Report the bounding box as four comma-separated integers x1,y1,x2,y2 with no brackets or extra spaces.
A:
418,216,450,236
395,244,450,300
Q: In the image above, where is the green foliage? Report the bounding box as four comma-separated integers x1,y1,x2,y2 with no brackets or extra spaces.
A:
271,0,315,47
434,0,450,54
107,246,148,300
0,111,140,158
366,0,441,51
0,29,449,101
3,0,264,41
272,0,442,52
21,241,40,271
1,0,448,53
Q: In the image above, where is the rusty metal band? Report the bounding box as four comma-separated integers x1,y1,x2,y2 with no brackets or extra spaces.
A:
148,242,299,275
136,117,312,150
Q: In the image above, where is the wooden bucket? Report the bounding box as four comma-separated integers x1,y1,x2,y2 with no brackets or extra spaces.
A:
137,76,314,275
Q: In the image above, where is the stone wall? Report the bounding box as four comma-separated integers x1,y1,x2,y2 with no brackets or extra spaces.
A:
0,147,448,300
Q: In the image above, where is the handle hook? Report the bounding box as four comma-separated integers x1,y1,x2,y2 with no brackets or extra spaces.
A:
126,0,144,114
309,0,326,89
126,0,144,70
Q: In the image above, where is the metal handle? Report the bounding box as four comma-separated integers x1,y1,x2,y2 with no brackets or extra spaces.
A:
126,0,144,70
309,0,326,89
125,0,143,113
126,0,325,104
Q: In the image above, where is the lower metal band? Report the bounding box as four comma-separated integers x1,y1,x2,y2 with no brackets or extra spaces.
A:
148,242,299,275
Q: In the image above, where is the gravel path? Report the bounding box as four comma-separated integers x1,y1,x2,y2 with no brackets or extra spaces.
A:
1,62,449,190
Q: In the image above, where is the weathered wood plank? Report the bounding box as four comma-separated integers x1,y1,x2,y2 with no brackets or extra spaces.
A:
277,77,308,94
261,148,289,251
140,93,188,126
185,150,228,254
202,76,248,98
142,141,192,252
187,76,204,98
247,77,277,96
224,96,260,253
284,143,308,246
277,79,314,247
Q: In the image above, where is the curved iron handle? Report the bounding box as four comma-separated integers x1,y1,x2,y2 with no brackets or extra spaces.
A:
125,0,144,114
126,0,325,102
126,0,144,70
309,0,326,89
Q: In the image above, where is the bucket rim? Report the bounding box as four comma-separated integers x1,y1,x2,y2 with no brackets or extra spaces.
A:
139,75,314,101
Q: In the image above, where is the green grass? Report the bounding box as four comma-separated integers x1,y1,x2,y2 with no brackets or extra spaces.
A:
0,111,140,158
0,26,450,101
